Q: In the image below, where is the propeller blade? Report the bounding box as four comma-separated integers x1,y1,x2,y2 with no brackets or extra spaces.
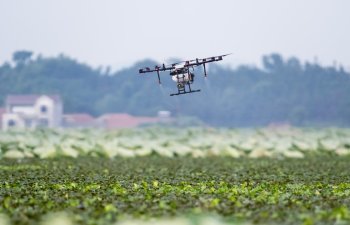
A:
160,53,232,69
220,53,232,57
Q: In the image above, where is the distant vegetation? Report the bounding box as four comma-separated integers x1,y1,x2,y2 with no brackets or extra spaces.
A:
1,50,349,127
1,127,350,159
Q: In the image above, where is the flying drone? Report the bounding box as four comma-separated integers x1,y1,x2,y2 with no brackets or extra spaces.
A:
138,54,230,96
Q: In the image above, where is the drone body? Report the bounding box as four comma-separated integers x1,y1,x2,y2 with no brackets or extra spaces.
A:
138,54,230,96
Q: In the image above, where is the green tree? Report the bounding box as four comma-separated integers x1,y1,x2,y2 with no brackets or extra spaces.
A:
12,50,33,66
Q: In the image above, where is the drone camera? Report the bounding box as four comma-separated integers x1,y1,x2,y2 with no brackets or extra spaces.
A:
177,83,184,89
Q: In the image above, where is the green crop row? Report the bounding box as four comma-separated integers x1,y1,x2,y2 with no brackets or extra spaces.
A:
1,156,350,225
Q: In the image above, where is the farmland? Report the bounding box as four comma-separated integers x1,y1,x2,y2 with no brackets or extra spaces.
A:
1,127,350,159
1,127,350,225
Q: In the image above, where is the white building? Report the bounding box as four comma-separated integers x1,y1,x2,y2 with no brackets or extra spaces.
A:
2,95,63,130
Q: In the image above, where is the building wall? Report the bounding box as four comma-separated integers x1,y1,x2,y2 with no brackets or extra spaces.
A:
54,101,63,127
35,96,55,128
1,95,63,130
11,106,36,115
2,113,25,130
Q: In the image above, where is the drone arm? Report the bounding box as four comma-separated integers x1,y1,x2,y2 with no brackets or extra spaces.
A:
139,66,170,84
139,65,174,74
156,70,161,84
184,54,231,67
203,63,207,77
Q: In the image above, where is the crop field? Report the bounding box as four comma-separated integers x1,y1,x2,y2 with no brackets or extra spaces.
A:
1,127,350,225
1,127,350,159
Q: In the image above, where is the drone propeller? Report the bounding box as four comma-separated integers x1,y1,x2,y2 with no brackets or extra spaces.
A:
202,53,232,61
194,53,231,77
163,53,232,68
181,53,232,66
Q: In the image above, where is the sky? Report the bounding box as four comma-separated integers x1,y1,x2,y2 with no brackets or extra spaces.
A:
1,0,350,71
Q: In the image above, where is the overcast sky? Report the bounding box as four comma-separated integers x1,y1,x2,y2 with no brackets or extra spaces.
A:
1,0,349,71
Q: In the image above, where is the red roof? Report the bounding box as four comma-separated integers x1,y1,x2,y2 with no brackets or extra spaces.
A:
63,114,95,124
5,95,61,105
98,113,159,129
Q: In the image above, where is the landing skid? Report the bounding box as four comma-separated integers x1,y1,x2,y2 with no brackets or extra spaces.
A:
170,89,200,96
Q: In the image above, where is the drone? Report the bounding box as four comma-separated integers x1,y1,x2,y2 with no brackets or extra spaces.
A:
139,54,230,96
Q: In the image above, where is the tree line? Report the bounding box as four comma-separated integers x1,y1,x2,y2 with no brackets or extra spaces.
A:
0,50,349,127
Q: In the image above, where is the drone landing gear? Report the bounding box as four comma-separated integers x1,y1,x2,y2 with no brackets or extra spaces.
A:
170,90,200,96
170,82,200,96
